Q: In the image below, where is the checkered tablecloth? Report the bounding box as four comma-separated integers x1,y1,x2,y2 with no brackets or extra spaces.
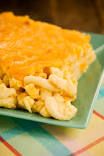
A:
0,79,104,156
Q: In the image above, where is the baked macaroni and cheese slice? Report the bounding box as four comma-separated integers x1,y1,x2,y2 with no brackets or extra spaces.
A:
0,12,95,120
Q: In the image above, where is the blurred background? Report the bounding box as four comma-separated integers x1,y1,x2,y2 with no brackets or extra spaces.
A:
0,0,104,34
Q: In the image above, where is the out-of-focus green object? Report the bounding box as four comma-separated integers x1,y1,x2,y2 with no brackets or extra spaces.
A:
0,33,104,128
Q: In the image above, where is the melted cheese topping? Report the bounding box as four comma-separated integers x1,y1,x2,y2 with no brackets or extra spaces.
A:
0,12,93,81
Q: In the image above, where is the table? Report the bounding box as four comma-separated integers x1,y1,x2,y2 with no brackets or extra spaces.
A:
0,81,104,156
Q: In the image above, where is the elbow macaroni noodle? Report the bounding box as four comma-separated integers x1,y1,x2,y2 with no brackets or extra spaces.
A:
0,67,78,120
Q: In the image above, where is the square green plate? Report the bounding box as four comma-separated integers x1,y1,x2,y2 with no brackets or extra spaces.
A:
0,33,104,128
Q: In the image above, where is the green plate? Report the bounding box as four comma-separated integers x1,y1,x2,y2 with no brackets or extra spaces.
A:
0,33,104,128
